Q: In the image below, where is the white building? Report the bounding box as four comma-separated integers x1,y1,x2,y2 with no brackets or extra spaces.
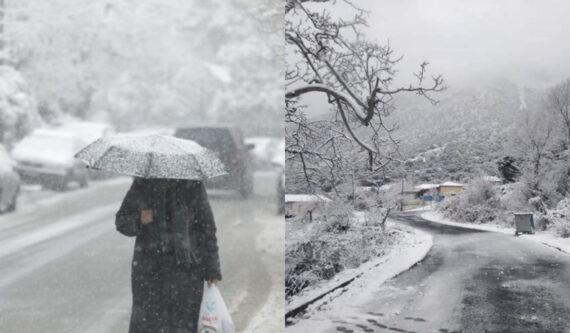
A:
285,194,332,222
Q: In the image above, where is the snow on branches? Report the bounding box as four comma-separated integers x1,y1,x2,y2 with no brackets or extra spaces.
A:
285,0,444,191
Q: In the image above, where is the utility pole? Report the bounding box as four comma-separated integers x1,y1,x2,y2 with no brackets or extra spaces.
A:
352,168,356,208
400,177,404,211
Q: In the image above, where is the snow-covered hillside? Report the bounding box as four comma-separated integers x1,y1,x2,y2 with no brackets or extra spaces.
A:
391,80,545,182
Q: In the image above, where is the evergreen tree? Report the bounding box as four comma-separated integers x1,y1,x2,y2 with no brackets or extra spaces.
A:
497,156,520,183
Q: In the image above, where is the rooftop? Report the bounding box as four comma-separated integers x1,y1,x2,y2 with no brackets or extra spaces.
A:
285,194,332,203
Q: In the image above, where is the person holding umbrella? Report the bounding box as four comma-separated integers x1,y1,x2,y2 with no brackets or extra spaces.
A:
76,133,227,333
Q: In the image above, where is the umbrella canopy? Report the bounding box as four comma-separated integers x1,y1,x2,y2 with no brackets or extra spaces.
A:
75,133,227,180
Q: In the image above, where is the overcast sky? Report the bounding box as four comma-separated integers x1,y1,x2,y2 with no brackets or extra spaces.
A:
360,0,570,88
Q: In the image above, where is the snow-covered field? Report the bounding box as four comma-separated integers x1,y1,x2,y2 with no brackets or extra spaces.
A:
421,210,570,255
286,221,433,332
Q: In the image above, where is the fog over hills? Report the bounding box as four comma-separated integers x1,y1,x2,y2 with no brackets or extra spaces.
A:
390,79,548,182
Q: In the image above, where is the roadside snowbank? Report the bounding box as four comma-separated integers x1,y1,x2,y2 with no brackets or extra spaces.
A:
421,211,570,255
244,211,284,332
286,221,433,332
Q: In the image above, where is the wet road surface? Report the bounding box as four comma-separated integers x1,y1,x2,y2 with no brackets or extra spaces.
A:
0,173,282,332
333,212,570,333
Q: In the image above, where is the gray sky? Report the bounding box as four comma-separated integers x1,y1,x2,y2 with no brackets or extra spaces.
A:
360,0,570,88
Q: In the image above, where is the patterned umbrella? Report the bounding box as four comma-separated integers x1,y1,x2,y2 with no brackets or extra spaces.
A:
75,133,227,180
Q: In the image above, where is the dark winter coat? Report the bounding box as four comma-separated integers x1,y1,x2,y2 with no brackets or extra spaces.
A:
115,178,222,333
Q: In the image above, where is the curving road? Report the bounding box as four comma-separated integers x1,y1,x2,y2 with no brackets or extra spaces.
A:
0,172,282,333
332,212,570,333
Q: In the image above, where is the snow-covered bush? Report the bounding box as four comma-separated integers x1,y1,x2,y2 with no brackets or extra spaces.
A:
354,190,377,211
440,178,502,223
0,66,39,147
285,201,391,299
536,161,569,206
321,200,353,232
285,238,324,297
499,182,531,212
364,206,390,232
554,222,570,238
548,197,570,238
466,178,499,204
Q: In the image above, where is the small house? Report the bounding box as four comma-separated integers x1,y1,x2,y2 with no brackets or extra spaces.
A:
438,181,465,197
285,194,332,222
413,183,440,201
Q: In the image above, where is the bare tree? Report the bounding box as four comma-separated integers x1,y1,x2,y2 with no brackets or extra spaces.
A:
285,0,444,191
515,110,555,195
548,78,570,145
285,107,375,194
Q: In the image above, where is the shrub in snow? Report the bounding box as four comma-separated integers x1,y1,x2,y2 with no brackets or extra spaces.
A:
554,222,570,238
548,197,570,238
321,200,353,232
285,239,323,297
537,161,569,206
285,235,351,297
528,196,547,214
0,66,39,147
500,182,530,211
285,202,392,299
529,210,551,231
439,178,502,223
353,187,383,211
364,206,390,233
466,178,499,204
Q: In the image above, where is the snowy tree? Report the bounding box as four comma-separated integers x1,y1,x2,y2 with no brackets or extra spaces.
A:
514,109,554,191
285,113,365,194
285,0,444,191
548,78,570,145
3,0,282,133
497,156,521,183
0,65,39,147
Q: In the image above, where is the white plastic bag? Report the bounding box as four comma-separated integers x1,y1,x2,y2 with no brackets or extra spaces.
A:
198,284,235,333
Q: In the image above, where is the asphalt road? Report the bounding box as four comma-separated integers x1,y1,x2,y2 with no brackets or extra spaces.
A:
333,212,570,333
0,172,282,333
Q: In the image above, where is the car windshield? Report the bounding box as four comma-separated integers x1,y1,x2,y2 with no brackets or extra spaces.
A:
175,128,238,165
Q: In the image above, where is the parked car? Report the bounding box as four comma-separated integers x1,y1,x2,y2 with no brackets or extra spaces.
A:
0,146,20,213
11,129,89,190
174,126,254,198
244,136,281,170
54,120,115,179
54,120,115,145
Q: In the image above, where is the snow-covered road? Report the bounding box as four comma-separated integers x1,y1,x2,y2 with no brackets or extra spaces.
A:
332,212,570,333
0,172,283,332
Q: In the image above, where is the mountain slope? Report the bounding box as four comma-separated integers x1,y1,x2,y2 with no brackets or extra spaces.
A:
391,80,540,182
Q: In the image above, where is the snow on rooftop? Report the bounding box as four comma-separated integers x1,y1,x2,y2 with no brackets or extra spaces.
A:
285,194,332,203
440,181,464,187
414,183,439,190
